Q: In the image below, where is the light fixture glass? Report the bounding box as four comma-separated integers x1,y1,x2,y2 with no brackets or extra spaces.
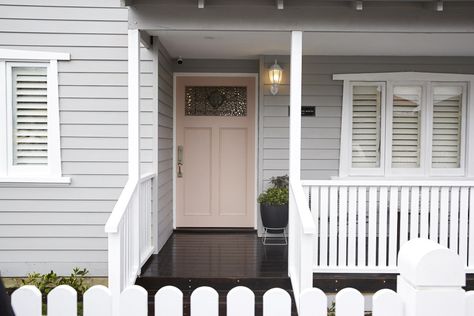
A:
269,59,283,95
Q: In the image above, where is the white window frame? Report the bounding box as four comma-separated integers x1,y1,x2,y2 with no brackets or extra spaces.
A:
335,72,474,179
0,49,70,183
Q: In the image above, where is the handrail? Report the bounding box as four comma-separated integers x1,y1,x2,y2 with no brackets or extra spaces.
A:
291,180,316,234
105,173,155,233
301,179,474,187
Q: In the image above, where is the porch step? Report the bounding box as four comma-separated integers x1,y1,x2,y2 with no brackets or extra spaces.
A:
135,276,297,316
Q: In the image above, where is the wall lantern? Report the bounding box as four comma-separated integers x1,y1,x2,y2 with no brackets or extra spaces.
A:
269,60,283,95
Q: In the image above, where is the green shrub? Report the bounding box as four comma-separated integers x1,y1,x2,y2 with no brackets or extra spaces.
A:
22,267,90,296
257,187,288,205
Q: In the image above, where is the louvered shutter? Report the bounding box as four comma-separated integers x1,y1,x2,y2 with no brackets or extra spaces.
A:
391,86,421,168
11,67,48,165
351,85,382,168
432,86,463,168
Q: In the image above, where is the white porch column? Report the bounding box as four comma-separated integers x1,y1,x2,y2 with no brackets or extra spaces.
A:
128,29,141,180
289,31,302,182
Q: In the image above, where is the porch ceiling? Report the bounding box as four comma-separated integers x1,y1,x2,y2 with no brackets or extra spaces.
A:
151,30,474,59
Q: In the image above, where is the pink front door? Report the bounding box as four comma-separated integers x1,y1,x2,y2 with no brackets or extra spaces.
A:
176,76,256,227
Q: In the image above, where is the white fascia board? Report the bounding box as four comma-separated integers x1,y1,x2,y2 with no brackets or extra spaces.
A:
333,72,474,81
0,49,70,61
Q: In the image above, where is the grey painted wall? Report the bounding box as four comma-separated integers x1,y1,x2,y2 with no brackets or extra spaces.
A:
156,39,174,251
174,59,259,74
0,1,129,276
260,55,474,185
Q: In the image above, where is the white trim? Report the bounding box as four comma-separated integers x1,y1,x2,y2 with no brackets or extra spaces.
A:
172,72,260,230
0,61,6,176
0,49,70,61
289,31,302,182
334,72,474,82
128,30,141,180
0,176,71,184
152,39,160,254
47,59,62,177
467,80,474,177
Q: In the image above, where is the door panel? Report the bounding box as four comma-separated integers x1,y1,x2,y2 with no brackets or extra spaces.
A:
176,76,256,228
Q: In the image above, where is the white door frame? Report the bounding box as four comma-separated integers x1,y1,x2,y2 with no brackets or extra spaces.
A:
172,72,259,229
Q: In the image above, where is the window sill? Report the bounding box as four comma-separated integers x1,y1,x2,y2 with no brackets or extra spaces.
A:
0,176,71,185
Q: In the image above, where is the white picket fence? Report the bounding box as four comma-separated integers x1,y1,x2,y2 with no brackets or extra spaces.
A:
9,239,474,316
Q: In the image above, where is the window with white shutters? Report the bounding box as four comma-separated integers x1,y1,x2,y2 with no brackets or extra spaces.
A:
431,85,464,169
391,86,422,169
0,50,68,181
11,67,48,166
351,85,382,168
337,72,471,178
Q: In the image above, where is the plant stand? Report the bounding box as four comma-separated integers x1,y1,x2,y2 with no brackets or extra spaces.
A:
262,226,287,245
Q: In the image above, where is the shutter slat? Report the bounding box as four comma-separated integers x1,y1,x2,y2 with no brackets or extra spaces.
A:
432,86,462,169
12,67,48,166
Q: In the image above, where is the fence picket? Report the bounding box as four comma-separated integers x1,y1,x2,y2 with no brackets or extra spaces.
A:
120,285,147,316
372,289,403,316
348,187,357,266
155,286,183,316
191,286,219,316
263,288,291,316
466,291,474,316
47,285,77,316
84,285,112,316
227,286,254,316
335,288,364,316
339,187,348,267
300,288,327,316
11,285,42,316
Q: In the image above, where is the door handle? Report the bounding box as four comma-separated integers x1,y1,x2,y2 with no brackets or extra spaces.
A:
177,145,183,178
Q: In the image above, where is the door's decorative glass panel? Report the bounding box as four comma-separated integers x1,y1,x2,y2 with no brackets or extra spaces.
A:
351,85,382,168
391,86,422,168
185,86,247,116
432,86,463,168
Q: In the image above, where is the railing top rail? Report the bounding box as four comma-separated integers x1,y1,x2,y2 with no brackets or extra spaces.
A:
105,173,156,233
301,179,474,187
290,180,316,235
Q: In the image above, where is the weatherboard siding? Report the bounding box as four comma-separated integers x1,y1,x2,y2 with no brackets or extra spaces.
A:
261,55,474,184
156,39,174,251
0,1,129,276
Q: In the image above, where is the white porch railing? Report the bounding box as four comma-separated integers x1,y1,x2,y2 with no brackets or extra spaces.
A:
302,180,474,273
105,173,155,307
288,180,316,310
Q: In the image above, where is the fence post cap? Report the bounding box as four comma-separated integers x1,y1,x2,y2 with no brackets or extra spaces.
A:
398,238,465,287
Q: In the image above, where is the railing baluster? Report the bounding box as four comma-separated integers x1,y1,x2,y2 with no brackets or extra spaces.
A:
368,187,377,267
357,187,367,267
320,186,329,267
469,188,474,269
399,187,410,247
449,187,460,252
310,186,319,267
388,187,398,267
378,187,388,267
410,187,420,240
347,187,357,267
329,187,338,267
339,187,348,267
420,187,430,239
430,187,440,243
459,187,469,265
439,187,450,247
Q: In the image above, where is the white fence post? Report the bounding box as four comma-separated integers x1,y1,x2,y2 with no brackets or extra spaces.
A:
47,285,77,316
120,285,148,316
397,238,466,316
335,288,364,316
83,285,112,316
155,285,183,316
191,286,219,316
11,285,42,316
227,286,255,316
263,288,291,316
372,289,403,316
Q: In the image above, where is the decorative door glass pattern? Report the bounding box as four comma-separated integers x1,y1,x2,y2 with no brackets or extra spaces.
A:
185,86,247,116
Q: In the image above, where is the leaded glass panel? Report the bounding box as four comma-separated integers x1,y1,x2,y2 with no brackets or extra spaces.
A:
185,86,247,116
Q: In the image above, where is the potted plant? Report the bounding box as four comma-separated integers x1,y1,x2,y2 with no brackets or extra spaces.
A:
258,175,289,233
